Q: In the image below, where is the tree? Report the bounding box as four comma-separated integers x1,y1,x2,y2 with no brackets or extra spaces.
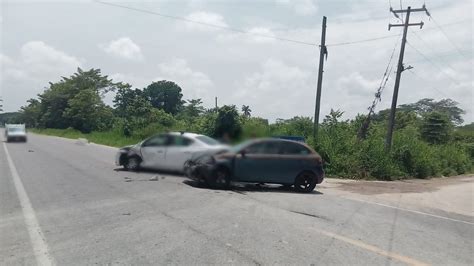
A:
214,105,242,139
113,87,148,118
241,105,252,118
20,99,42,127
63,89,113,133
182,99,205,119
399,98,465,125
143,81,184,115
420,111,452,144
32,68,126,129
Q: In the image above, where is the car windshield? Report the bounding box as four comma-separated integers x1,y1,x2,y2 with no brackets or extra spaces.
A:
196,135,220,145
8,128,25,133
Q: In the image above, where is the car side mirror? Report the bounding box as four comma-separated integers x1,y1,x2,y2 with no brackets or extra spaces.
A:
240,149,247,158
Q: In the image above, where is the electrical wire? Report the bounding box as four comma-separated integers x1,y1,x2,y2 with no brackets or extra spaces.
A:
326,34,400,47
399,0,404,20
357,35,400,139
94,0,318,46
406,41,462,85
409,29,460,72
407,69,457,101
427,15,467,57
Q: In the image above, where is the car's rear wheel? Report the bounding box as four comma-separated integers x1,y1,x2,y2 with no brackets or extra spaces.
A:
206,167,231,189
124,156,141,171
294,171,317,193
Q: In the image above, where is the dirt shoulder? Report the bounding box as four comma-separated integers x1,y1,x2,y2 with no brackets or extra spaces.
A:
319,175,474,217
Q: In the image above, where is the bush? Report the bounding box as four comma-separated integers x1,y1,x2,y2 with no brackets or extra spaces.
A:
360,136,403,180
392,127,439,178
435,144,472,175
241,117,270,139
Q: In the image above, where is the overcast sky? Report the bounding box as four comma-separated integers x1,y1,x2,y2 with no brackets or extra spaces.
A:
1,0,472,123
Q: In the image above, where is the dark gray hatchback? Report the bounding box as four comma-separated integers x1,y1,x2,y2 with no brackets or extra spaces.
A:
186,138,324,193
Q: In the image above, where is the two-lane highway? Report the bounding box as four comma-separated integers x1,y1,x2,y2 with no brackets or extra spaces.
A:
1,131,473,265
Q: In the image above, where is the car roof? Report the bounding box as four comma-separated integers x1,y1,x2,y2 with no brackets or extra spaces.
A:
167,132,202,138
242,138,317,153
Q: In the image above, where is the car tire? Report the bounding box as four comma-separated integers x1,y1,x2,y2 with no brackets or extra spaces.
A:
294,171,317,193
206,167,231,189
183,160,193,177
124,156,141,171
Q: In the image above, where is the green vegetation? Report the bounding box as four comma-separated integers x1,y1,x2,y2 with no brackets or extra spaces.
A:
14,68,473,180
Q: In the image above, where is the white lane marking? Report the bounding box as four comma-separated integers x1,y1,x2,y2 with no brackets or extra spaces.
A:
348,197,473,225
311,228,429,266
3,143,55,266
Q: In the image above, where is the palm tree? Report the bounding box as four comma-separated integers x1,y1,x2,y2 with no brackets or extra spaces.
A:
241,105,251,118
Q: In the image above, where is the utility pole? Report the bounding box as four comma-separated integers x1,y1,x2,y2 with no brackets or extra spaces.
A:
385,5,429,151
215,97,218,110
313,16,327,142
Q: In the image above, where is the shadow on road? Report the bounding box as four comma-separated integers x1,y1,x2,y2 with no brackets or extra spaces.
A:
113,167,184,178
182,179,323,195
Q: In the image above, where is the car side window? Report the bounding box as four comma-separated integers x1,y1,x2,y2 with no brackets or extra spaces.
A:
143,135,167,147
169,136,193,147
280,142,311,155
245,141,280,155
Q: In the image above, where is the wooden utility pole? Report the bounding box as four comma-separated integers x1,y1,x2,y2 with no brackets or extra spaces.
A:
385,5,429,151
313,16,327,142
215,97,218,110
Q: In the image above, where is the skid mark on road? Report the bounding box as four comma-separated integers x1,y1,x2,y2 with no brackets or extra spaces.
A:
3,143,55,266
310,228,429,266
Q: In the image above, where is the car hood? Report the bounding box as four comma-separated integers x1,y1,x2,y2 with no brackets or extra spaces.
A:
118,144,140,152
190,147,229,162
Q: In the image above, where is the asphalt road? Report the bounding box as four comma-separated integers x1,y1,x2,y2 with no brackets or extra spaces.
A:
1,131,473,265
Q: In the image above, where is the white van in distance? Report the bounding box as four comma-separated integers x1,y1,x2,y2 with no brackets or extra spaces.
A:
5,124,27,142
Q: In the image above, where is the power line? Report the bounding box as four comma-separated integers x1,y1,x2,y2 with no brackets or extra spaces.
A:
407,69,458,101
326,34,400,47
358,33,401,140
409,29,460,72
427,14,467,57
406,41,462,85
399,0,404,20
94,0,318,46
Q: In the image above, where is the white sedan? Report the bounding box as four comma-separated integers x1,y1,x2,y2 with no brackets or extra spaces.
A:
115,132,228,172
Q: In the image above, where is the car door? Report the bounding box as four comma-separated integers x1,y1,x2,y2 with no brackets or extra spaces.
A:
233,140,281,182
140,134,168,169
274,142,312,183
162,135,194,172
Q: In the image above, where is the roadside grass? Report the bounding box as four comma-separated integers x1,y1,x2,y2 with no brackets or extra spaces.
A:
30,128,141,147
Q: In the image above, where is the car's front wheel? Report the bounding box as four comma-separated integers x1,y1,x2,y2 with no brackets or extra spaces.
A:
124,156,141,171
294,171,317,193
206,167,231,189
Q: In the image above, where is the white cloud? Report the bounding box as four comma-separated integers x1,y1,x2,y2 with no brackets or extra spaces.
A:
100,37,143,60
2,41,82,82
184,11,228,32
216,27,277,45
247,27,276,43
336,72,379,97
277,0,318,16
233,59,313,120
1,41,82,111
154,58,214,101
